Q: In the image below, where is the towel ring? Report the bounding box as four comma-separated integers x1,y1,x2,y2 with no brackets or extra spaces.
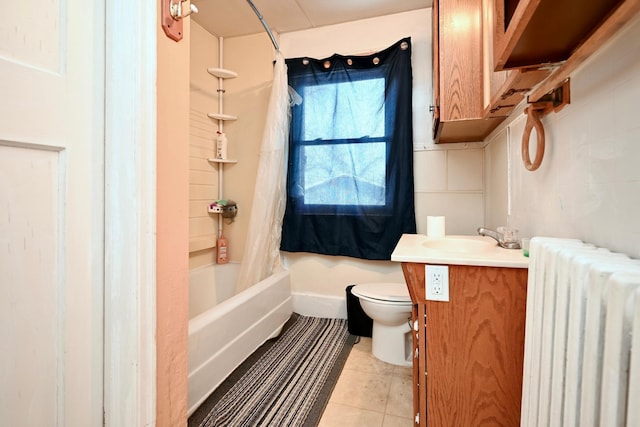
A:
522,106,546,171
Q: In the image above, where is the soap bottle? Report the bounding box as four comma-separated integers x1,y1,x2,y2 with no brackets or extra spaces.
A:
216,131,228,160
216,233,229,264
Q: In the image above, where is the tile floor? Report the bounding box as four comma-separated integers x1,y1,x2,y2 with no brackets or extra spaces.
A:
319,337,414,427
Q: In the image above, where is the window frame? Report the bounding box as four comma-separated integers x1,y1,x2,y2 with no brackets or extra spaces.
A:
287,68,394,216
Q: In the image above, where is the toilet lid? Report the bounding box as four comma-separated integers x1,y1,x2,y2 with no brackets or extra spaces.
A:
352,282,411,303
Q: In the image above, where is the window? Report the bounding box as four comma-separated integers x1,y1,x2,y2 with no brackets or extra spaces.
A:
281,38,416,260
294,76,388,212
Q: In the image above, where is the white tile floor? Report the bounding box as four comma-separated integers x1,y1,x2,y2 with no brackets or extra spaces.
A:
319,337,414,427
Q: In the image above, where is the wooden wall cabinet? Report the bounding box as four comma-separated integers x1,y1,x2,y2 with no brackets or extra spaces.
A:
494,0,626,71
493,0,640,102
402,262,528,427
433,0,549,143
433,0,504,143
482,0,551,118
434,0,640,142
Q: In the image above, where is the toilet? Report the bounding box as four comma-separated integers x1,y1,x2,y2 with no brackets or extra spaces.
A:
350,282,413,367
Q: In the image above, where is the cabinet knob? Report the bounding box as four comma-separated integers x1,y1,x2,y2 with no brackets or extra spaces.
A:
429,105,436,113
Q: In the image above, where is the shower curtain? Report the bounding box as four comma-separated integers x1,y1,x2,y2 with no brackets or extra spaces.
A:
236,53,290,293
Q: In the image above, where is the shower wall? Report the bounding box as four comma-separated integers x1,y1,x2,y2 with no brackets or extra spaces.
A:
189,22,219,268
222,34,274,263
189,22,274,270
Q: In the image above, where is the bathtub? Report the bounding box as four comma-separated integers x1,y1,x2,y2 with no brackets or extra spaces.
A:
188,263,293,416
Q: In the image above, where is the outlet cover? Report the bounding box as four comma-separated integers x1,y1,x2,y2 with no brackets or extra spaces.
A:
426,265,449,302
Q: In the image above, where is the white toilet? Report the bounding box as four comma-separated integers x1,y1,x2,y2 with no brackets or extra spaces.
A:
351,282,413,367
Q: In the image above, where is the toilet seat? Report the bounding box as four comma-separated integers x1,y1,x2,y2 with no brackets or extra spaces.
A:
351,282,412,304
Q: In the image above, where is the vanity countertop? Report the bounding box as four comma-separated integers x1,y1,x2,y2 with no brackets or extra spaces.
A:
391,234,529,268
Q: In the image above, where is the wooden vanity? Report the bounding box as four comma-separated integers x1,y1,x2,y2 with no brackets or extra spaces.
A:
392,234,529,427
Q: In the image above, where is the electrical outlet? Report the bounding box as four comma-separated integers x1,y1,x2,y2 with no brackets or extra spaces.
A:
426,265,449,302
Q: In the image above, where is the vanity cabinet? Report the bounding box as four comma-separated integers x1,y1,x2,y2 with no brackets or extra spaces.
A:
402,262,528,427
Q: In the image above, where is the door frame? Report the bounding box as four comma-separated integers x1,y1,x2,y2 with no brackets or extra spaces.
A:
104,1,157,425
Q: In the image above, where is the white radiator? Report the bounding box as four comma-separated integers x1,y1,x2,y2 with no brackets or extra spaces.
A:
521,237,640,427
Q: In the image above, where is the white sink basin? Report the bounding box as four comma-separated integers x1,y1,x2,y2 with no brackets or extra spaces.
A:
421,237,495,253
390,234,529,268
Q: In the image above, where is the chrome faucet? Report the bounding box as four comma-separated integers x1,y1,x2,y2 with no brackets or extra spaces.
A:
477,227,521,249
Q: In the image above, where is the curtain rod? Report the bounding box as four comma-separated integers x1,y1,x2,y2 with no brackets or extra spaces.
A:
246,0,280,52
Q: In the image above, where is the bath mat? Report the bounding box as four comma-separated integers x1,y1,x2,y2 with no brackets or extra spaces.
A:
193,314,355,427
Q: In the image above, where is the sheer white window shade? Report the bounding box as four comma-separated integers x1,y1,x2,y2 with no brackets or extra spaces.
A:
302,79,385,140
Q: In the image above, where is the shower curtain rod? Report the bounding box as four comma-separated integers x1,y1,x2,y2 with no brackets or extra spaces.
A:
246,0,280,52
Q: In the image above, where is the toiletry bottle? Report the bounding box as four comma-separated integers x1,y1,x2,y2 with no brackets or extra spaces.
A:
216,131,228,160
216,233,229,264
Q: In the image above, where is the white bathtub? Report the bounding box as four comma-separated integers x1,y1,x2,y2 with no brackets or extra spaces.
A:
188,263,293,416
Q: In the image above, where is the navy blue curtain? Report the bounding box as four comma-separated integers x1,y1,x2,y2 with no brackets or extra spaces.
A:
280,38,416,260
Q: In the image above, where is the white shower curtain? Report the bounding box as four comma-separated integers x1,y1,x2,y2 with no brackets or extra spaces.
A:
236,53,290,293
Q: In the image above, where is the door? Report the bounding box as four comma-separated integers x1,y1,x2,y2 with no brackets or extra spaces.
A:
0,1,105,425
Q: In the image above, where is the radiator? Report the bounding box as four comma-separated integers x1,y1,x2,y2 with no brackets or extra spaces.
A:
521,237,640,427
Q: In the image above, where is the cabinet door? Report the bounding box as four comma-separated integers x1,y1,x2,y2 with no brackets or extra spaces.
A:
425,265,527,426
403,264,428,426
419,304,428,427
432,0,505,143
412,304,428,427
438,0,484,122
482,0,511,109
483,0,551,118
431,0,441,141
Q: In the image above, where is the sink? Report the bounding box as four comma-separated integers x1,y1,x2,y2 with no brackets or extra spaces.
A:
421,237,495,253
391,234,529,268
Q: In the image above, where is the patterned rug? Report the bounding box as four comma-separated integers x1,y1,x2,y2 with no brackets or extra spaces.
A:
197,315,355,427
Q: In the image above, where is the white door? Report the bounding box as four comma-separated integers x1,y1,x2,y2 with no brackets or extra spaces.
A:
0,1,105,425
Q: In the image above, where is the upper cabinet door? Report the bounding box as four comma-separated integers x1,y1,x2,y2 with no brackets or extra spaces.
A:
432,0,441,141
494,0,625,70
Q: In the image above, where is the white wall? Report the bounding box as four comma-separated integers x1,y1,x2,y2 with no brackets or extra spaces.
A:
484,13,640,259
484,127,509,230
280,9,486,301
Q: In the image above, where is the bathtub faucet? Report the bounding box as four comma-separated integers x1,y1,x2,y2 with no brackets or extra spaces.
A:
477,227,521,250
